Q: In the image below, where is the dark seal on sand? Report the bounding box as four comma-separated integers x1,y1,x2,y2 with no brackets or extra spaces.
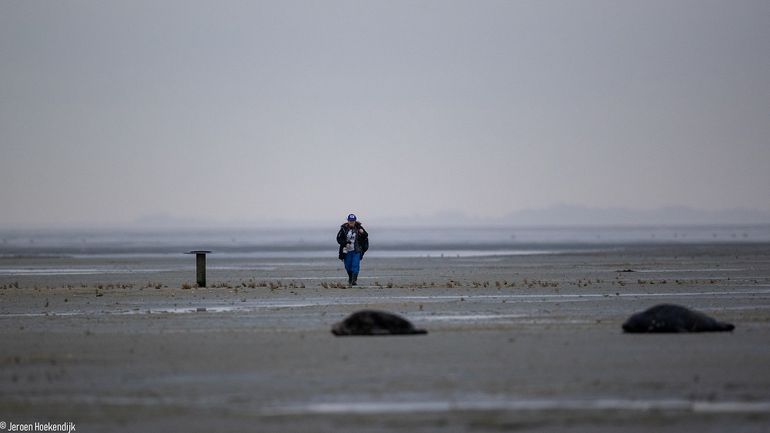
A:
332,310,428,336
622,304,735,333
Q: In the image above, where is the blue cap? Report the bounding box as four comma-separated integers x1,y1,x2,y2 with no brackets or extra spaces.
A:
347,213,357,221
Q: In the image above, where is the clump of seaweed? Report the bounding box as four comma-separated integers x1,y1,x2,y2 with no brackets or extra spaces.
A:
320,281,348,289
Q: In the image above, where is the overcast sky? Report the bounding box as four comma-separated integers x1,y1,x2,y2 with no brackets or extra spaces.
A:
1,0,768,227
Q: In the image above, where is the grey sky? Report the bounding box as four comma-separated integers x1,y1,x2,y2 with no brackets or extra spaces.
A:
1,0,768,226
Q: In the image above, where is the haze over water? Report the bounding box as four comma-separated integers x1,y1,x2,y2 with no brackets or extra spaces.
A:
1,225,768,259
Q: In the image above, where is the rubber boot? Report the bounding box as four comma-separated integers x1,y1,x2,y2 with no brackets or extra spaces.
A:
347,271,353,285
352,273,358,286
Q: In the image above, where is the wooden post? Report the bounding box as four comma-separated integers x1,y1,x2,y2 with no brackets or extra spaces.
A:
196,253,206,287
186,250,211,287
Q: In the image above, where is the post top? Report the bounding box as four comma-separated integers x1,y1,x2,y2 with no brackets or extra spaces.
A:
186,250,212,254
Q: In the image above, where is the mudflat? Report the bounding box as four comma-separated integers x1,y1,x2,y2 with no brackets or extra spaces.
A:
1,243,769,432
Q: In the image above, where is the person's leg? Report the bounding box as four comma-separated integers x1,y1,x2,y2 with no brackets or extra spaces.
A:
350,252,361,285
343,253,353,284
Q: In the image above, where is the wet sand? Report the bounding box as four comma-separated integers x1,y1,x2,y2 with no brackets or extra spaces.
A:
1,243,770,432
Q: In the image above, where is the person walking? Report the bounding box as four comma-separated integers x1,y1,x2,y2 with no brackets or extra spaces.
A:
337,213,368,286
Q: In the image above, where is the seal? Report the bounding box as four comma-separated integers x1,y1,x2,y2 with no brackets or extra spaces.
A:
622,304,735,333
331,310,428,336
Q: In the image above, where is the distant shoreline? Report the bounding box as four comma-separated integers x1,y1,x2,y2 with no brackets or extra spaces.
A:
1,241,770,260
